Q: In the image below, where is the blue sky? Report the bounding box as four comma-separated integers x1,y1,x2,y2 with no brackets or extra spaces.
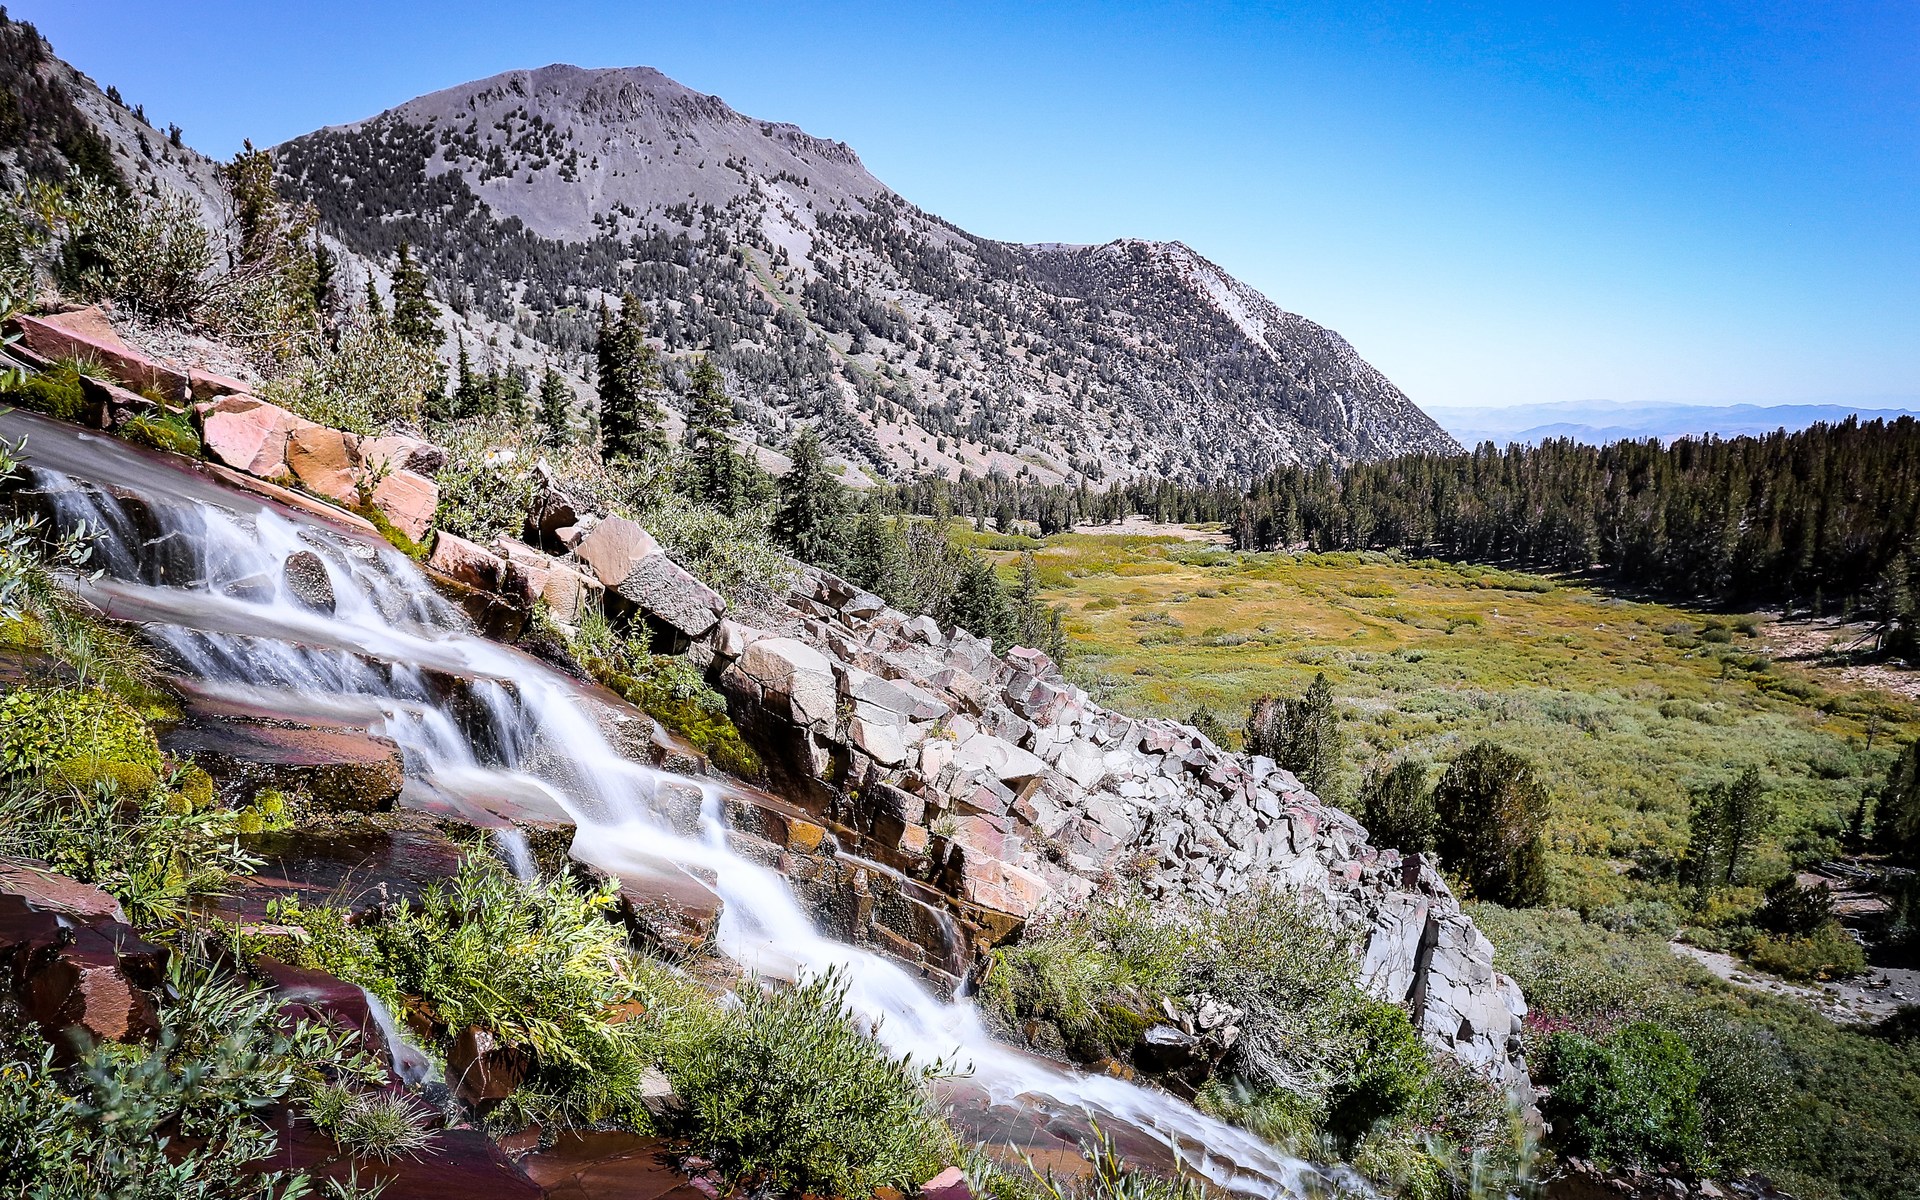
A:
24,1,1918,410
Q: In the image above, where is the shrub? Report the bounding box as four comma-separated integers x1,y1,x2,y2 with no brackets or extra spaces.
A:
1243,672,1345,802
1432,742,1551,907
262,314,440,436
0,357,90,420
118,408,202,456
571,612,760,777
0,768,255,927
429,418,540,542
1323,999,1436,1143
1543,1021,1705,1170
666,969,957,1195
1745,923,1866,981
0,955,383,1200
52,175,212,321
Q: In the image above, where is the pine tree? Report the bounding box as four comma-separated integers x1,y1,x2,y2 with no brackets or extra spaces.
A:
684,354,742,513
364,271,386,324
951,554,1017,649
772,426,845,566
389,242,439,350
1360,759,1438,855
1873,741,1920,868
1432,742,1552,907
537,364,574,447
1009,551,1065,660
498,362,531,422
1244,673,1345,801
596,295,666,461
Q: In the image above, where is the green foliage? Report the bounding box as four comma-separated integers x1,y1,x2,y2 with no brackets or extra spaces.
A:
387,242,438,351
429,418,540,542
262,312,440,436
771,424,846,565
1243,673,1345,802
572,614,760,777
51,174,211,322
0,356,90,420
118,408,202,456
1432,741,1551,907
1872,739,1920,866
0,767,256,928
1745,922,1866,981
964,1125,1210,1200
0,955,383,1200
1359,758,1437,855
682,354,745,514
0,685,161,776
1323,999,1437,1144
1543,1022,1705,1170
537,363,575,447
1682,766,1772,890
665,969,956,1195
281,857,653,1127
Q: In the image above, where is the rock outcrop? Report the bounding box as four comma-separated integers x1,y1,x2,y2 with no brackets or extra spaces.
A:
700,566,1529,1086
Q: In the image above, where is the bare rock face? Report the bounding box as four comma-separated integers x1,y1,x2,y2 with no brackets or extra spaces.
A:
9,308,190,400
0,864,167,1050
370,469,439,542
447,1024,532,1112
574,516,724,640
285,422,363,505
428,531,508,593
196,395,304,479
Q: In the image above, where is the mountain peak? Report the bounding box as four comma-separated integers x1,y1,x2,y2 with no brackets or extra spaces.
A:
274,62,1457,482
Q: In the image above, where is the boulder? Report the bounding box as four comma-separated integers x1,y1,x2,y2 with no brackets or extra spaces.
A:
428,531,507,593
360,433,439,474
572,515,661,587
187,366,250,402
9,308,190,399
196,395,302,478
0,857,124,922
921,1166,973,1200
283,550,335,614
730,637,837,728
615,552,726,639
370,470,438,543
285,423,363,505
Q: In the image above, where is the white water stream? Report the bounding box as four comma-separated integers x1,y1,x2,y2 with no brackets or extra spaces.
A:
3,412,1356,1197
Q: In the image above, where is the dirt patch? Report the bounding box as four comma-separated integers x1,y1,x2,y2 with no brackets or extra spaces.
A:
1756,614,1920,704
1671,941,1918,1024
1070,515,1231,544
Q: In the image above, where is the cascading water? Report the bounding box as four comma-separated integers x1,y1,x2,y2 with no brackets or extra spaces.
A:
1,411,1360,1198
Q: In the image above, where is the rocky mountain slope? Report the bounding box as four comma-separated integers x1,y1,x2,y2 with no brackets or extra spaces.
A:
270,64,1459,484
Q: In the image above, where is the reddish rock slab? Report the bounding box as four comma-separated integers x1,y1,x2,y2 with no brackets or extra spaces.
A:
286,422,364,505
0,891,167,1049
197,395,303,478
448,1024,532,1111
263,1111,542,1199
188,366,252,402
604,849,725,957
162,715,405,813
0,856,126,922
372,468,438,542
198,460,383,538
9,308,190,399
429,530,509,594
201,826,468,922
252,956,431,1085
521,1131,708,1200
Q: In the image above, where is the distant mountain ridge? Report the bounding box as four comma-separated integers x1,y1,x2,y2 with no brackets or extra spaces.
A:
1429,398,1920,447
268,63,1459,483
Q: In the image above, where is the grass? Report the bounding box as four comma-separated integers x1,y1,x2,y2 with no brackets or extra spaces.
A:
1006,535,1917,912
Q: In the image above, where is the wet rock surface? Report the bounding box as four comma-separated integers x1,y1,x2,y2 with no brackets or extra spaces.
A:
0,859,168,1051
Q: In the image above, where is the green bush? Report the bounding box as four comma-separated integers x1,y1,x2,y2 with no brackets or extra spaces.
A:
1543,1021,1705,1169
1745,923,1866,981
1323,999,1437,1143
1432,741,1552,907
0,359,91,420
118,408,202,456
667,969,956,1195
262,315,439,436
53,175,212,322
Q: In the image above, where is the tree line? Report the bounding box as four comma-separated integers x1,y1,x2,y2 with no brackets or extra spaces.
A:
1230,424,1920,653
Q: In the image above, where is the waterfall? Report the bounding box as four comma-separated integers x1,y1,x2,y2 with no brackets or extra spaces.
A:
1,410,1357,1198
